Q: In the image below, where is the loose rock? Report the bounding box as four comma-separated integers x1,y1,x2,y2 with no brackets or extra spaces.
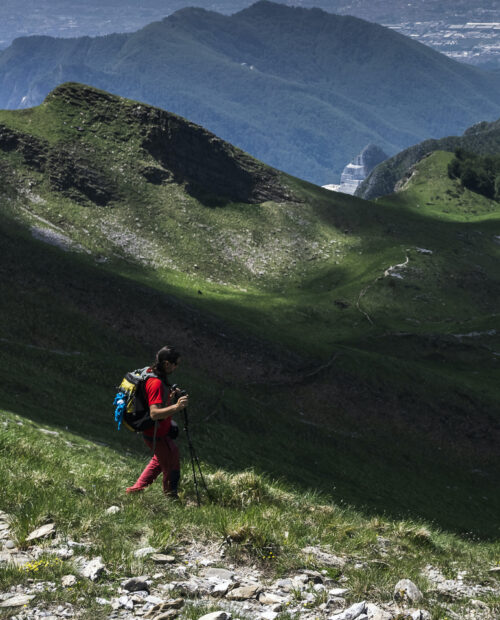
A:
145,598,185,618
260,611,279,620
198,613,231,620
134,546,157,558
153,611,181,620
365,603,393,620
61,574,77,587
123,576,150,593
152,553,176,564
259,592,286,605
394,579,423,604
203,567,235,581
26,523,56,542
302,545,346,568
80,556,106,581
106,506,121,515
226,584,261,600
330,601,367,620
0,594,36,607
211,580,232,597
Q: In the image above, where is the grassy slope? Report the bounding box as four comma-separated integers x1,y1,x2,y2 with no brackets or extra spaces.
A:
0,85,498,553
2,409,499,620
1,87,500,619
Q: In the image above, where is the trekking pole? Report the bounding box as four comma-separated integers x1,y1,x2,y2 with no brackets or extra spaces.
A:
182,407,211,506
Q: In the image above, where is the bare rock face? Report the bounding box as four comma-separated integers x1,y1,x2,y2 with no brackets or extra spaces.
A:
337,144,388,195
139,106,293,206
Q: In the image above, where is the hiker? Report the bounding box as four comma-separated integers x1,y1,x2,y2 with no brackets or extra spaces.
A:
126,345,188,497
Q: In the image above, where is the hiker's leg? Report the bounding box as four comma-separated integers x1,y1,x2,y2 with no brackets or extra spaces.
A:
152,436,180,495
126,441,161,492
164,438,180,495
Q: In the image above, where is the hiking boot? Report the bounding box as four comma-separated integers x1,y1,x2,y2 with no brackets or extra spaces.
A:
126,486,144,494
165,491,180,500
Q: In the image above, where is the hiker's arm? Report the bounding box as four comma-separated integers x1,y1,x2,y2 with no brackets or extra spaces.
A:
150,396,189,421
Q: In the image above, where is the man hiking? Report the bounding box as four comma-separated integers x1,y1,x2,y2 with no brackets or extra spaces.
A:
126,345,188,498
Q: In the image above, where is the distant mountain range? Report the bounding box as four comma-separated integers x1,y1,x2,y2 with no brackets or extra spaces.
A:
1,1,496,49
1,1,500,184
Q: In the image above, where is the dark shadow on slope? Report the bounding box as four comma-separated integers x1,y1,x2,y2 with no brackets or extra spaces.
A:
0,214,499,539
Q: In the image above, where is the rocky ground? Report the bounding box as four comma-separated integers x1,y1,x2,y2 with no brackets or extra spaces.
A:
1,511,499,620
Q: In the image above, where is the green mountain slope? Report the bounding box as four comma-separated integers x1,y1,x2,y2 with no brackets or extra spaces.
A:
2,1,500,185
0,84,499,542
357,118,500,200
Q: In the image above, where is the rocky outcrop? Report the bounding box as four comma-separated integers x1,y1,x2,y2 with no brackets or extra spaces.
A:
135,104,294,206
1,509,498,619
336,144,388,195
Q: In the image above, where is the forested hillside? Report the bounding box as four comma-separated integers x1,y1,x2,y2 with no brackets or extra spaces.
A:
1,1,500,184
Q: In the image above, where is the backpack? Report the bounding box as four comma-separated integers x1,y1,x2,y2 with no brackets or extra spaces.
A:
113,367,164,432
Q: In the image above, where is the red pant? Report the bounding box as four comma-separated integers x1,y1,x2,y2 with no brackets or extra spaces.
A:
129,435,180,494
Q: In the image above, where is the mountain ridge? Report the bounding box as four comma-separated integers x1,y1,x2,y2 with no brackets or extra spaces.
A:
2,2,500,184
357,117,500,200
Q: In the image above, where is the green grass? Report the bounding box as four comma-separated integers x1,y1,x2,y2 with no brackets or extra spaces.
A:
1,409,499,619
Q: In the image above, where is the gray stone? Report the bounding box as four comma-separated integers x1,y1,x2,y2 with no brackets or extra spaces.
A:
329,588,349,597
118,595,134,610
365,603,393,620
39,428,59,436
197,613,231,620
0,551,31,567
80,556,105,581
203,567,235,581
302,546,346,568
330,601,367,620
61,574,77,587
259,592,286,605
0,594,36,607
144,599,184,619
394,580,423,604
274,578,293,591
145,595,164,604
226,584,261,600
134,546,157,558
260,612,278,620
302,569,324,583
106,506,121,515
124,577,150,593
153,611,181,620
43,545,74,560
326,597,347,612
26,523,56,542
151,554,176,564
5,540,16,549
405,611,431,620
211,580,232,597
